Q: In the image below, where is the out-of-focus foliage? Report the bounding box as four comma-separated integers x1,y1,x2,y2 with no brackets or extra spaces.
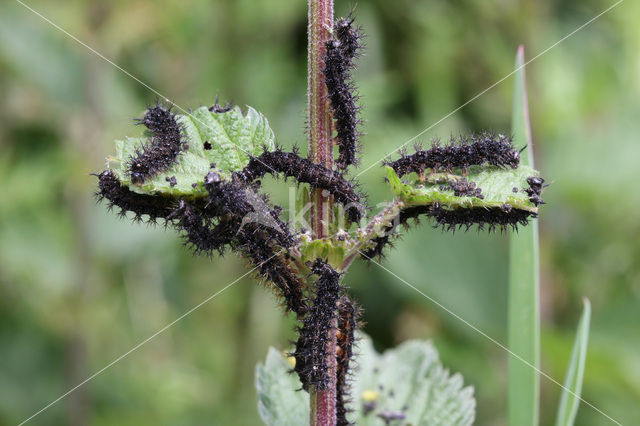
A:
0,0,638,425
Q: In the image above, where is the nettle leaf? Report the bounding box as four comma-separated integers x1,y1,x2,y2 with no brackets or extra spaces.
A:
385,166,539,213
107,105,275,197
255,348,308,426
299,239,347,271
255,332,475,425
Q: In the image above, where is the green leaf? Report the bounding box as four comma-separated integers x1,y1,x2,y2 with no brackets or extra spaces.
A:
107,105,275,197
385,165,539,213
555,298,591,426
255,332,475,425
508,45,540,426
255,348,308,426
298,239,347,271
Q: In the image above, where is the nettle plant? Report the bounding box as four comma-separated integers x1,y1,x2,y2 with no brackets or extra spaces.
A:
95,4,546,426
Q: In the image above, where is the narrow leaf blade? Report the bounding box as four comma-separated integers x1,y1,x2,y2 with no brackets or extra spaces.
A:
555,298,591,426
508,45,541,426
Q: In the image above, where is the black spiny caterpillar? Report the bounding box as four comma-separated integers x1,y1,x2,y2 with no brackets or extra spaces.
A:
93,8,550,419
293,260,342,390
97,162,308,314
169,200,239,256
128,103,187,184
96,170,177,222
363,196,541,261
324,17,363,170
204,170,295,249
386,132,521,177
336,296,359,426
427,203,535,233
239,232,308,315
202,170,308,314
239,149,366,223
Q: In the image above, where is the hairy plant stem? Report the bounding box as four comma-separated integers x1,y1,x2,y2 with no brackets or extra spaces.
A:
308,0,334,240
310,326,338,426
308,0,337,425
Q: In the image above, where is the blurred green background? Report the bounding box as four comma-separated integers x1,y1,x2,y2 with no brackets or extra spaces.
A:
1,0,638,424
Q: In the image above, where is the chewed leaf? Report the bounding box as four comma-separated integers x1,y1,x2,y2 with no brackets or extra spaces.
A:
385,166,539,213
255,332,475,425
107,105,276,197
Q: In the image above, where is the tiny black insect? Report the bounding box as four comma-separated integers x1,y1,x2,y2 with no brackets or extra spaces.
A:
527,176,544,187
441,177,484,199
209,95,233,113
377,410,407,423
363,400,377,416
525,175,546,206
529,194,545,206
203,141,212,150
166,176,177,187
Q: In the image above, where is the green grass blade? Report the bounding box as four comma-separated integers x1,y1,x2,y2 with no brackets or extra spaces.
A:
555,298,591,426
508,45,540,426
